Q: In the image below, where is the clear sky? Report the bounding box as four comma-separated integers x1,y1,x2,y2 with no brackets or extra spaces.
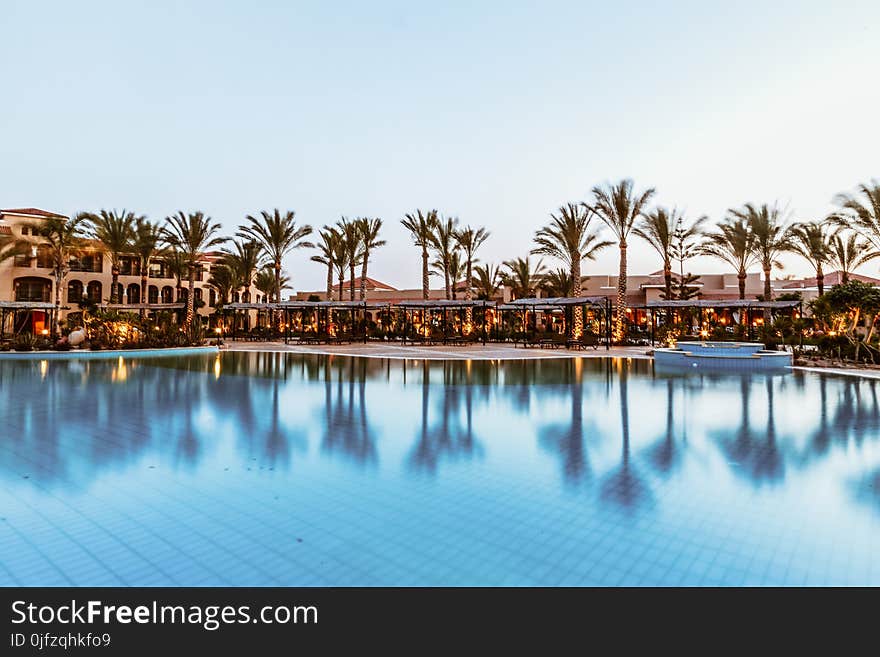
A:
2,0,878,291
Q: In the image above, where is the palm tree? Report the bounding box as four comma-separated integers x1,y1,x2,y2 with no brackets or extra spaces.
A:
337,217,362,301
162,211,226,326
430,215,459,300
163,249,188,307
222,239,263,301
357,217,385,301
310,227,339,300
454,225,490,302
447,251,465,300
83,209,137,303
700,217,757,301
731,203,791,311
633,207,679,301
401,209,438,300
132,218,162,314
541,268,574,297
533,203,612,336
0,232,29,265
207,263,237,307
254,267,278,303
472,263,501,300
828,231,879,284
786,221,833,295
833,180,880,251
35,215,87,335
238,209,313,303
501,256,546,299
589,179,656,341
331,229,351,302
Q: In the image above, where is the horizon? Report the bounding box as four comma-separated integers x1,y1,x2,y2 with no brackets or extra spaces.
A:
2,0,878,291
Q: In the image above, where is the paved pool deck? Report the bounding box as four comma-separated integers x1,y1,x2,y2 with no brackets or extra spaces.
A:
222,341,652,361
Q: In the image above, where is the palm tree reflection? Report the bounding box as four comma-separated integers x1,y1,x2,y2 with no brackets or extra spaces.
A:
538,359,591,485
600,360,653,511
320,357,378,465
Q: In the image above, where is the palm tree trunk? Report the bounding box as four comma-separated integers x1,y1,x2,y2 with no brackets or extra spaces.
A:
842,270,850,285
326,263,333,300
738,270,746,300
349,262,356,301
52,270,62,336
186,267,195,326
111,265,120,304
763,265,772,323
464,259,473,333
338,275,344,304
360,250,369,301
444,262,451,301
615,242,627,342
140,267,148,319
421,247,429,300
816,264,824,296
571,256,583,339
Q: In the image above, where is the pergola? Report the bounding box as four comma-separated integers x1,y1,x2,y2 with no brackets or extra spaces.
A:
0,301,65,338
501,296,613,348
645,298,803,344
395,299,496,344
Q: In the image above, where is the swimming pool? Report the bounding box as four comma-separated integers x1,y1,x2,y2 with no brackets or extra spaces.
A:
1,352,878,586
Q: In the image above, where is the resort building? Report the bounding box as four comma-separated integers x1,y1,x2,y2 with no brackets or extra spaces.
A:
0,208,261,333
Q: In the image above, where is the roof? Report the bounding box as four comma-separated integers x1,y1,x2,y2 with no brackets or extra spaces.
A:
779,270,880,288
331,276,398,291
396,299,495,308
0,208,68,219
646,299,800,309
507,296,609,307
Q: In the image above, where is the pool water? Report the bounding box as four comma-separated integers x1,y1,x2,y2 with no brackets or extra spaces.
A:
1,352,878,586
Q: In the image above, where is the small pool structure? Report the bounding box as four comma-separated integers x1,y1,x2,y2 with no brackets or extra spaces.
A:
1,351,878,586
654,341,792,373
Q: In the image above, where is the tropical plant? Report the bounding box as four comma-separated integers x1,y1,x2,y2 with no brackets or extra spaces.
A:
401,209,439,300
786,221,833,295
207,263,237,307
0,232,29,265
357,217,385,301
331,227,351,302
311,227,339,300
238,209,313,303
633,207,679,300
541,268,574,297
589,179,656,341
83,209,138,303
472,264,501,300
337,217,363,301
222,239,263,301
162,211,226,326
828,231,879,284
35,214,88,335
447,251,465,300
833,180,880,251
533,202,612,336
700,217,757,300
501,256,546,299
430,215,459,300
163,248,188,305
730,203,791,312
132,217,163,315
454,225,490,302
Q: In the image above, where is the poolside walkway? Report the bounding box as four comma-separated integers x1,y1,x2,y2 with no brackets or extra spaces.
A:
223,341,652,361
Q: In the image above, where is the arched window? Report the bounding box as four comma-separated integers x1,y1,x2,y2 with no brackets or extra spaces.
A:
233,291,240,303
161,286,174,303
87,281,103,302
127,283,140,304
242,290,251,303
193,288,203,303
209,289,216,307
178,288,188,302
14,277,51,302
67,280,84,304
148,285,159,304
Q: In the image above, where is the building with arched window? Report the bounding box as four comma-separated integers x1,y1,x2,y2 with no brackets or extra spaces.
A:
1,209,263,330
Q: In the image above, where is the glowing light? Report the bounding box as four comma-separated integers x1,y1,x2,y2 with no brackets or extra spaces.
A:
40,360,48,379
700,329,709,338
41,329,49,335
214,356,221,379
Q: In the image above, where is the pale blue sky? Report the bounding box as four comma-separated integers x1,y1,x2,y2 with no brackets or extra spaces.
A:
2,1,878,290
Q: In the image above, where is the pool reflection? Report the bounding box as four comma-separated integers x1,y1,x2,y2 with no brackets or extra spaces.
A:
3,352,880,585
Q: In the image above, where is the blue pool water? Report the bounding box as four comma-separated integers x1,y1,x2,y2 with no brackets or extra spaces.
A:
1,352,878,586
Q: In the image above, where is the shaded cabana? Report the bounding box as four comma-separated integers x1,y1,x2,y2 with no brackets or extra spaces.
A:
279,300,390,343
0,301,65,338
645,299,803,345
396,299,496,344
501,296,612,349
